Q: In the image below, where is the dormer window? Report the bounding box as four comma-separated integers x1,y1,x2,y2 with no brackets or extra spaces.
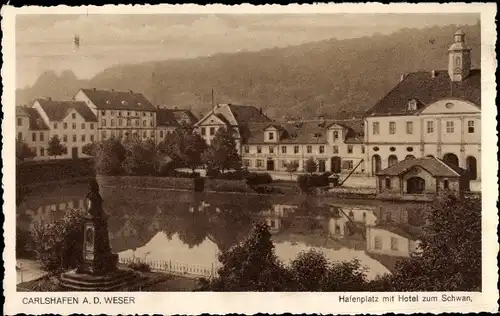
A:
121,100,128,106
268,132,274,140
408,99,417,111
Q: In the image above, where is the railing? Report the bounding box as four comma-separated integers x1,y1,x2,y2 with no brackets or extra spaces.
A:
119,257,219,279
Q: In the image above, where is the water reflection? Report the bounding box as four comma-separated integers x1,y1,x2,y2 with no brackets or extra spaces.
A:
17,182,425,280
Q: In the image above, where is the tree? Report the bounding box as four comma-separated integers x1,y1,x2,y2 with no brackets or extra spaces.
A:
371,194,482,291
304,157,317,174
47,135,67,159
122,138,156,176
285,161,299,180
94,137,126,176
16,138,36,162
203,127,241,174
31,208,87,274
82,142,96,156
157,126,207,173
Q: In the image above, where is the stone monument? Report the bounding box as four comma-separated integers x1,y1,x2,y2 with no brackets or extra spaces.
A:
60,178,141,291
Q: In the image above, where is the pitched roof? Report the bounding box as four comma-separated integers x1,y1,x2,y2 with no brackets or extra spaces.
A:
197,103,271,127
365,69,481,116
156,109,180,127
375,157,460,177
80,88,156,111
172,109,198,125
16,106,30,117
24,108,50,130
35,99,97,122
243,119,365,144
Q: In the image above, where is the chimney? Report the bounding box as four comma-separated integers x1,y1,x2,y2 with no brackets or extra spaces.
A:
259,108,263,115
129,89,133,94
46,96,52,101
431,70,436,78
93,88,96,92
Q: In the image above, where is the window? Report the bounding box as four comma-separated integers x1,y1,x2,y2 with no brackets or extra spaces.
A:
389,122,396,134
81,135,86,142
319,146,324,154
32,133,36,142
54,123,58,129
63,135,68,142
390,237,398,251
118,130,123,138
101,119,106,127
64,123,68,129
342,160,354,170
40,133,44,141
110,119,115,127
17,118,22,126
257,146,262,154
90,123,94,129
150,121,154,127
90,135,94,142
373,146,379,152
101,131,106,140
127,111,131,116
390,147,396,152
135,119,140,127
444,179,449,190
81,123,85,129
256,159,264,168
160,131,164,138
347,145,353,154
143,120,147,127
143,112,146,117
268,132,274,140
372,122,380,135
426,121,434,133
307,145,312,154
40,147,45,157
72,113,76,119
118,119,123,127
111,111,115,116
333,145,339,154
407,147,413,152
150,131,154,137
17,132,22,140
118,112,122,117
385,178,391,189
361,146,365,154
468,120,475,133
244,146,249,154
127,119,131,127
209,127,215,136
72,135,77,142
281,146,287,154
269,146,274,154
446,121,454,133
201,127,206,135
243,159,251,167
408,100,417,111
72,123,76,130
280,160,287,168
374,236,382,250
294,146,299,154
143,131,147,138
101,110,106,116
333,131,339,140
406,121,413,134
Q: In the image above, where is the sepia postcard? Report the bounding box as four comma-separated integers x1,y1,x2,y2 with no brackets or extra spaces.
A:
2,3,498,315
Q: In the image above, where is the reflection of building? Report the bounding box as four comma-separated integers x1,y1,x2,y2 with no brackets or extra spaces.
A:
375,157,468,198
242,119,365,173
255,204,298,234
364,30,480,180
366,225,420,258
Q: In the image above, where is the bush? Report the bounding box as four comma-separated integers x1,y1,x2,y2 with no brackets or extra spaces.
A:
172,170,200,178
205,167,219,178
16,227,34,258
31,208,87,274
215,170,249,180
127,261,152,272
122,139,156,176
94,137,126,176
297,173,330,192
245,172,273,186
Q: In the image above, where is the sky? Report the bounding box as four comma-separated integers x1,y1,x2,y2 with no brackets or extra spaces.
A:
16,13,479,89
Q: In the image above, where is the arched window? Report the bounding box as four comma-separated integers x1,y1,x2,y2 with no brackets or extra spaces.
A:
456,56,461,66
385,178,391,189
388,155,398,167
405,155,415,160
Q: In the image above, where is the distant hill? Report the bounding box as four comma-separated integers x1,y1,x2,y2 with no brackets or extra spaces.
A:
16,23,480,119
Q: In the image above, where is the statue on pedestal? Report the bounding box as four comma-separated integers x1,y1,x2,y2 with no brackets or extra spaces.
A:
78,178,118,275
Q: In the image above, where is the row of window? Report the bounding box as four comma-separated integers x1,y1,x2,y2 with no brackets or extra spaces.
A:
53,134,95,143
243,145,365,155
101,130,155,140
28,145,87,157
53,122,95,130
373,236,399,251
372,120,476,135
18,132,46,142
242,158,356,171
100,110,154,118
200,127,217,136
101,118,153,128
383,177,450,190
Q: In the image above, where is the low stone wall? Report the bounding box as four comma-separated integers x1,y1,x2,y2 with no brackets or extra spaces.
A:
96,175,195,191
17,158,94,185
204,178,253,193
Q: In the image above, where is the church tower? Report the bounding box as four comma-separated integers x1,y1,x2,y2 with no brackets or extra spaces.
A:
448,29,472,82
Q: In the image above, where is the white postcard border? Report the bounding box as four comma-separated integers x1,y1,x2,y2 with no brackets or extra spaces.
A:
2,3,498,314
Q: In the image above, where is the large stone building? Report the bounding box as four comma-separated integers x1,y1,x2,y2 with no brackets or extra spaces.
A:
241,119,365,173
16,106,50,160
74,88,157,142
364,29,481,180
32,98,97,159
